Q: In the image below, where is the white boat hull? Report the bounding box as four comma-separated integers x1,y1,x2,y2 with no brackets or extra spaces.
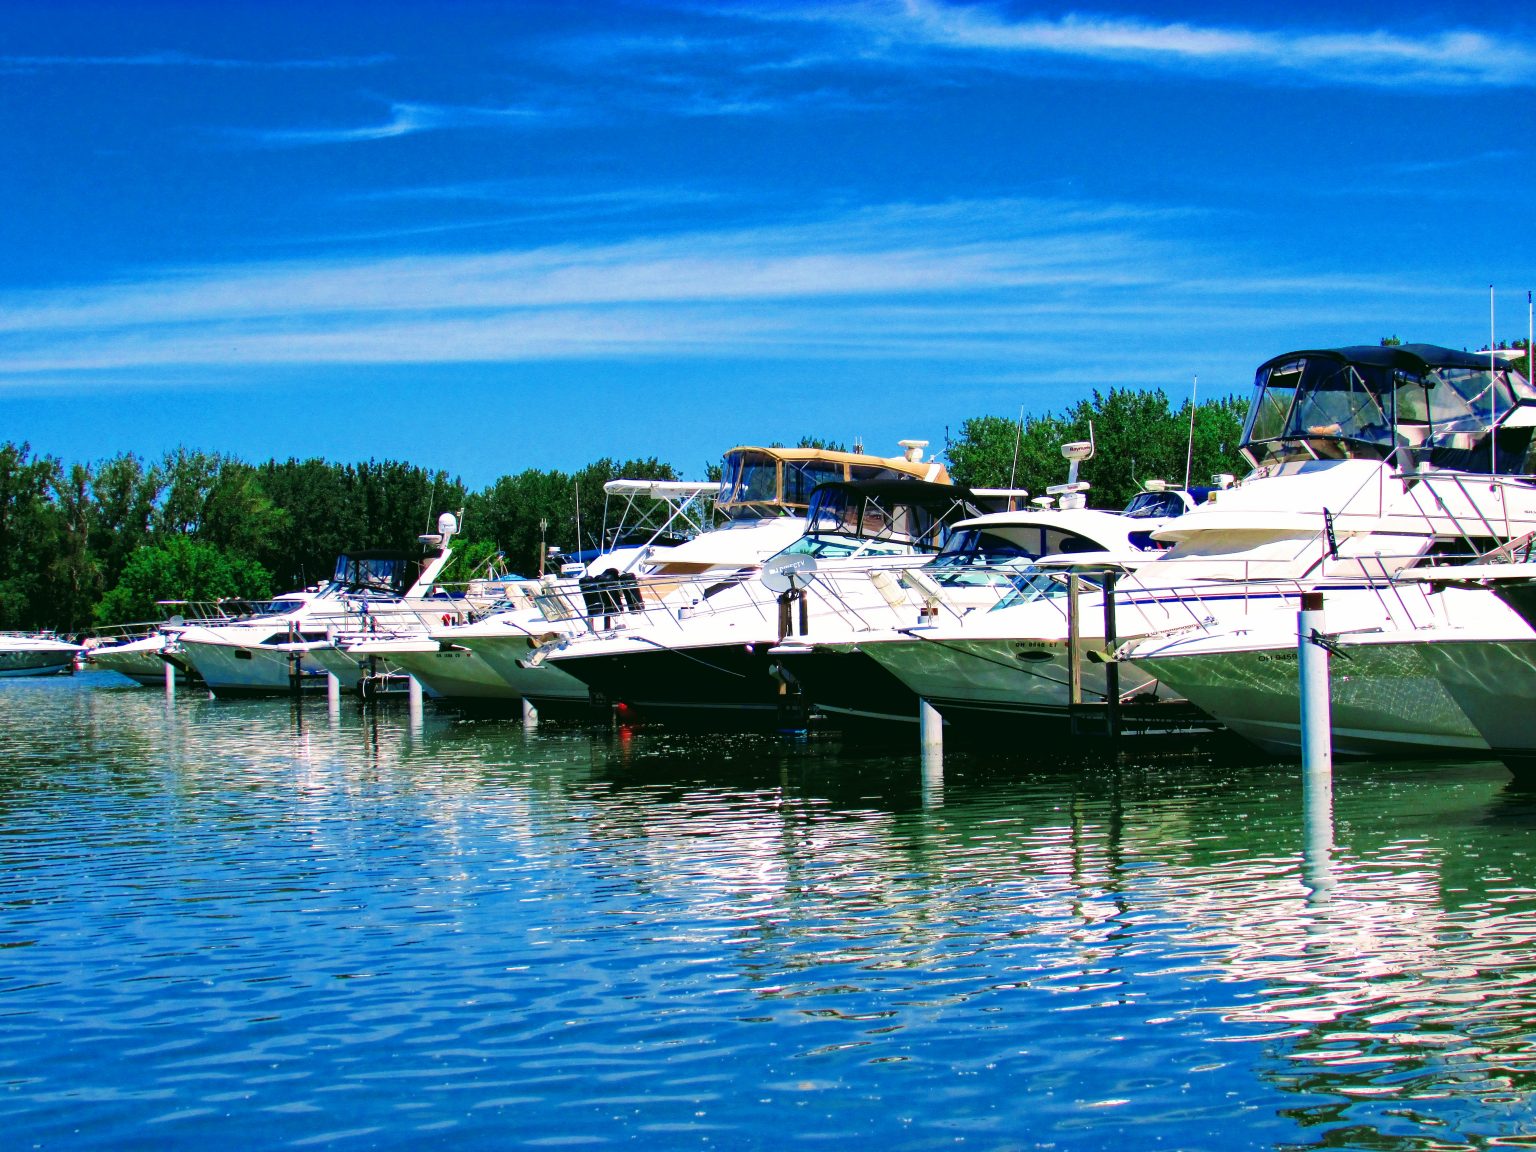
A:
176,638,330,696
1136,638,1486,757
0,637,84,678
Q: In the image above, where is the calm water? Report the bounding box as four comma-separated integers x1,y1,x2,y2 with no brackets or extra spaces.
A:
3,673,1536,1150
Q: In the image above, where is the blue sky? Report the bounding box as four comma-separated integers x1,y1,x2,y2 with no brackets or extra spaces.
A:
2,0,1533,484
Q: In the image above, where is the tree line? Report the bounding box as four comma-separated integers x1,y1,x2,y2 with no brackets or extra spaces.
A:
0,446,677,632
0,386,1248,633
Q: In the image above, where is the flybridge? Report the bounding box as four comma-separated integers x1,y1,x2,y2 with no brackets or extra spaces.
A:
1241,343,1536,474
714,442,951,519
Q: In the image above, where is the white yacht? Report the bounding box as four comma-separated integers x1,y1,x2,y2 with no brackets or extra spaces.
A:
345,476,725,705
379,442,946,711
862,343,1536,742
543,459,1014,722
87,631,182,685
0,633,84,678
173,518,464,698
770,468,1202,725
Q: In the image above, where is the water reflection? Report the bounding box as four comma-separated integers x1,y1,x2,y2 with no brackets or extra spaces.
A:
1,673,1535,1149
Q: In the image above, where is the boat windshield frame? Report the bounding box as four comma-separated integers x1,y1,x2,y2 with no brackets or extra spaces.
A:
779,480,987,560
714,447,943,520
331,552,412,596
1240,344,1536,473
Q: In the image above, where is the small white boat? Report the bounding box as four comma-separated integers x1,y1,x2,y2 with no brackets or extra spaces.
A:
0,633,85,678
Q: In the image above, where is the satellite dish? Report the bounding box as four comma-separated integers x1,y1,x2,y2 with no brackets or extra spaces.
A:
167,615,185,626
760,553,818,594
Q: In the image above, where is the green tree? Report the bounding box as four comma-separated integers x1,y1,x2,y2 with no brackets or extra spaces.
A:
0,442,64,629
95,537,272,626
91,453,161,589
946,389,1248,508
50,462,101,632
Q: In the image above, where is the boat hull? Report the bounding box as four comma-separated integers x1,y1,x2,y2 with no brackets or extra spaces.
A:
1136,639,1486,757
0,648,79,677
770,643,920,725
551,640,793,721
177,639,330,697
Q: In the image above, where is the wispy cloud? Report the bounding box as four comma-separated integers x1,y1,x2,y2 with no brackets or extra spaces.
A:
745,1,1536,89
235,100,552,147
0,197,1435,382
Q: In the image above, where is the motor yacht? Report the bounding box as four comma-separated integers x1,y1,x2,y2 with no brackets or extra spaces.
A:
174,516,465,698
387,441,949,710
769,471,1204,726
862,343,1536,742
544,468,1010,723
0,633,84,677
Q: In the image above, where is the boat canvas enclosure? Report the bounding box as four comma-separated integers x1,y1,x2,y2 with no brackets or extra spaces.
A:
714,445,951,519
332,551,414,596
789,479,995,558
1241,343,1536,473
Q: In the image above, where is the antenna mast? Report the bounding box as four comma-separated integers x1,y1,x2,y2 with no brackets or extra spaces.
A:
1184,375,1198,491
1007,405,1024,511
1492,285,1498,472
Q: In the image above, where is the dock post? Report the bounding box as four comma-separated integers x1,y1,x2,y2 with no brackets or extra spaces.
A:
919,697,943,805
163,657,176,699
1299,593,1335,898
1101,570,1121,743
1298,591,1332,774
1067,574,1082,707
407,674,424,732
522,697,539,729
327,671,341,720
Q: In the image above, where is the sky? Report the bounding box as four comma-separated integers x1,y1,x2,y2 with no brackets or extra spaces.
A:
2,0,1533,485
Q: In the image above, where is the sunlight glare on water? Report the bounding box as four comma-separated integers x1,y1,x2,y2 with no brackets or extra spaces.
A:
2,672,1536,1149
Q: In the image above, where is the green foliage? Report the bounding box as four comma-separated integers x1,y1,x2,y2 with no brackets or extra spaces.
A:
466,456,678,574
0,442,64,630
947,388,1248,509
95,537,272,626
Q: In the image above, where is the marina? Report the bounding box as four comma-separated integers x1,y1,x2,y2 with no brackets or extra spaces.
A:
8,3,1536,1145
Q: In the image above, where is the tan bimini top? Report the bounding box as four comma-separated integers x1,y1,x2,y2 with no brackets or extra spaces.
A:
715,443,950,518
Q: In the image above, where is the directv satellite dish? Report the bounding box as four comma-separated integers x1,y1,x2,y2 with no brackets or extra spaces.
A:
760,553,818,594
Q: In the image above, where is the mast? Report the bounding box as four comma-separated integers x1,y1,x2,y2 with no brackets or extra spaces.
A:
1183,375,1198,491
1491,285,1499,471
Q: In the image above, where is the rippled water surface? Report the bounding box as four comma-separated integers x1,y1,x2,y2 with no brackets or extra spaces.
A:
4,672,1536,1150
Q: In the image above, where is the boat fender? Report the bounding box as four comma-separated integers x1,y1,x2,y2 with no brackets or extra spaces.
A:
442,613,452,627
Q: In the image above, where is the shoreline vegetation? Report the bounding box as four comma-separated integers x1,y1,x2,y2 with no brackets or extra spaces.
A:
1,387,1248,634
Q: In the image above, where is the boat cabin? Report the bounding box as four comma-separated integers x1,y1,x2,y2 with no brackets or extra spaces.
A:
1241,343,1536,474
714,443,950,520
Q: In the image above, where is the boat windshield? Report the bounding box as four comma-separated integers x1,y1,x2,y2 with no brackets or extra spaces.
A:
800,485,950,552
1243,355,1397,465
716,451,789,519
1122,490,1188,518
925,529,1040,588
249,599,305,617
333,554,410,594
987,568,1105,612
1241,347,1536,472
